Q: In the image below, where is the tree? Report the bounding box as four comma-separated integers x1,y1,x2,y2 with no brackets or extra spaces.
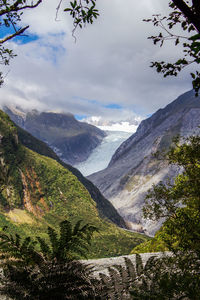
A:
143,135,200,253
129,136,200,299
145,1,200,95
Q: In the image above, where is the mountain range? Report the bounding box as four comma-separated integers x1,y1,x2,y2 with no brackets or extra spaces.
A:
3,106,106,165
88,90,200,235
0,110,149,258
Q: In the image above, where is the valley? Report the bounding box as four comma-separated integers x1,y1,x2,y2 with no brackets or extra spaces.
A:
0,110,149,259
74,130,132,176
88,90,200,235
1,90,200,257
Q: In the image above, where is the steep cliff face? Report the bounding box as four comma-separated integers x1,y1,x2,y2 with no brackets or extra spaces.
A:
0,110,149,258
4,107,106,165
88,90,200,235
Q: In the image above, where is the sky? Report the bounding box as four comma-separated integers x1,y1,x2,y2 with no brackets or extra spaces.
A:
0,0,194,123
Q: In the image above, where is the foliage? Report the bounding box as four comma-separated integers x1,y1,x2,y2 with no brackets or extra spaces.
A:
96,253,200,300
143,135,200,253
145,0,200,95
131,232,168,254
0,220,98,299
37,219,98,261
63,0,99,38
130,252,200,300
98,252,200,300
130,135,200,298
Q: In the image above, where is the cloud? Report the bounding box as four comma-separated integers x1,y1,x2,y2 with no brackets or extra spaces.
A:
0,0,193,120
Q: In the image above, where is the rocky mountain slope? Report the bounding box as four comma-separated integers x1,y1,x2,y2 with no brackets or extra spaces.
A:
4,106,106,165
16,124,127,228
88,90,200,235
0,110,149,258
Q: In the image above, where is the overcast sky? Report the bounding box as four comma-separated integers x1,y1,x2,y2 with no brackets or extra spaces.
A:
0,0,194,121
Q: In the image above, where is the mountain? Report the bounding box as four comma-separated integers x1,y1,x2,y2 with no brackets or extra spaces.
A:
0,110,149,258
16,124,127,228
88,90,200,235
82,115,142,132
3,106,106,165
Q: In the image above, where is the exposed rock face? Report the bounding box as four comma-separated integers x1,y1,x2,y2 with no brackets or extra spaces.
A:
88,90,200,235
4,107,106,165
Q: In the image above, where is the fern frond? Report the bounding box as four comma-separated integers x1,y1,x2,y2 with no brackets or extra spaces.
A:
59,219,72,246
47,226,59,258
124,257,136,281
144,255,157,272
73,219,82,235
135,253,144,276
37,236,51,260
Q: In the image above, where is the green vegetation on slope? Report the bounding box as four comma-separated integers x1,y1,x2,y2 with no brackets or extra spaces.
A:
132,135,200,254
16,124,127,228
0,110,149,258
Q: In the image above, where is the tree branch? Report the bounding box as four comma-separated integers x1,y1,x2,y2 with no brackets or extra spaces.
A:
172,0,200,33
0,26,29,44
0,0,42,17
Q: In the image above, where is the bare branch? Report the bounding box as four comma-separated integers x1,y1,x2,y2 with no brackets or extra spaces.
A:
55,0,63,21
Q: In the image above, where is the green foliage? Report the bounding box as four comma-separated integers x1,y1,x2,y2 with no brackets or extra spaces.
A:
131,232,168,254
64,0,99,34
0,220,98,300
37,219,98,261
141,135,200,254
145,1,200,95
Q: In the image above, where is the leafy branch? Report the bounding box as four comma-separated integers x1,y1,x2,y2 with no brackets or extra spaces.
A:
145,1,200,95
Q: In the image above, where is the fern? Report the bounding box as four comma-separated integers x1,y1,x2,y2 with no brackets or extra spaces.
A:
97,257,138,299
0,219,99,299
36,219,98,262
97,254,174,300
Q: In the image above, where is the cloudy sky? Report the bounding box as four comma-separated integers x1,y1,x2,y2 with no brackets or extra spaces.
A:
0,0,194,122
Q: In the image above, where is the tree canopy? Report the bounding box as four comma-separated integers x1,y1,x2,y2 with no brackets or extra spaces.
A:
146,0,200,95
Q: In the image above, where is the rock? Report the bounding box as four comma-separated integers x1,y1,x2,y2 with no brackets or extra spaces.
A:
88,90,200,235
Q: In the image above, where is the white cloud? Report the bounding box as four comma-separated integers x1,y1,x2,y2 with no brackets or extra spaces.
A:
0,0,193,120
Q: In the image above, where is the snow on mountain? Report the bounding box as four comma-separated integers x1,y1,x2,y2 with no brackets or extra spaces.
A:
82,115,143,133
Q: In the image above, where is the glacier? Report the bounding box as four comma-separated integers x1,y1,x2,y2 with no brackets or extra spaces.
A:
74,130,132,176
